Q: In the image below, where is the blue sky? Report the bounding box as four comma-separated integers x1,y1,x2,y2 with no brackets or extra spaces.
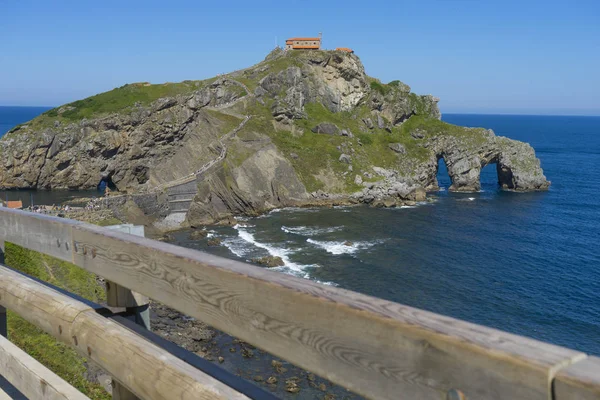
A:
1,0,599,115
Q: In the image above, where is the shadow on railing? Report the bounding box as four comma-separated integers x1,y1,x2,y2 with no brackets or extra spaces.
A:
0,207,598,400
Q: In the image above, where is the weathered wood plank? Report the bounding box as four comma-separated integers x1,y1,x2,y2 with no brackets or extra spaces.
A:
70,221,586,400
0,208,589,400
554,356,600,400
0,387,13,400
0,335,90,400
0,264,249,400
0,208,79,263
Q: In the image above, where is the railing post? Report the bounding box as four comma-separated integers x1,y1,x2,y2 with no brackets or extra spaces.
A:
0,239,6,338
104,225,150,399
106,283,150,330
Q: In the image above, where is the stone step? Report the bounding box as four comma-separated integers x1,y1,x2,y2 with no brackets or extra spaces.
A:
168,199,194,204
168,193,197,201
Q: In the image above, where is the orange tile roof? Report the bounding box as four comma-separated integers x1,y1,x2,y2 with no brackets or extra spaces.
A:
6,200,23,209
336,47,354,52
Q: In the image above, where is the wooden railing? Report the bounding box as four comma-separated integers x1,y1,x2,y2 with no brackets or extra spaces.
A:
0,207,598,400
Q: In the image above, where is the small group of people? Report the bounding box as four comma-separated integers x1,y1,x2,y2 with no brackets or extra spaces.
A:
27,204,70,214
85,197,104,211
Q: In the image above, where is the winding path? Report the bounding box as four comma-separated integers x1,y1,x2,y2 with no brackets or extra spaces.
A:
163,114,252,214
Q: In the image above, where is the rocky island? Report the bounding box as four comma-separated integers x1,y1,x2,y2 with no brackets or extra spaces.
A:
0,48,549,229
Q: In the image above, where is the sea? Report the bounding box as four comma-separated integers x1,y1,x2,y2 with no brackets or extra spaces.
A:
2,106,600,357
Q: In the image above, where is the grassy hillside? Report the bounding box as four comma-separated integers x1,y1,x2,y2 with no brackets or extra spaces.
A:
7,80,213,134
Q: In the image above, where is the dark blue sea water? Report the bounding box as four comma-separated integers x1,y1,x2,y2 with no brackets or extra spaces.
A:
0,106,51,137
2,107,599,357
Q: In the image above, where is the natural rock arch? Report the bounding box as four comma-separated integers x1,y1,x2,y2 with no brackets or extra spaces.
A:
429,134,549,193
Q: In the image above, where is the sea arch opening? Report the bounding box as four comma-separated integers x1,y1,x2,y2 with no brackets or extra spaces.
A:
436,154,504,192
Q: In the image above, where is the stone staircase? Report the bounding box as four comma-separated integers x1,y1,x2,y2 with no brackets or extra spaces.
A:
162,114,252,216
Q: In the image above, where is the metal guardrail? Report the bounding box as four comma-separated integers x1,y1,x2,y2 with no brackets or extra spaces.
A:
0,207,598,399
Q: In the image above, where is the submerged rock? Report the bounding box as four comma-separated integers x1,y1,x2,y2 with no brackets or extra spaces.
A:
207,238,222,247
189,229,208,240
252,256,285,268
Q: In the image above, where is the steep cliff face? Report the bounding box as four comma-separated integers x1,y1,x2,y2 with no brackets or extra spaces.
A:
0,49,549,225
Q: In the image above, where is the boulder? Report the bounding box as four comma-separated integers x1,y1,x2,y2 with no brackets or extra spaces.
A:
340,129,353,138
339,154,352,164
388,143,406,154
311,123,340,135
207,238,222,247
411,129,426,139
354,175,363,185
189,229,208,240
362,118,374,129
252,256,285,268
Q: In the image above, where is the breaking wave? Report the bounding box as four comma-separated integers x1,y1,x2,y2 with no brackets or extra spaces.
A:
221,225,337,285
281,225,344,236
306,239,381,255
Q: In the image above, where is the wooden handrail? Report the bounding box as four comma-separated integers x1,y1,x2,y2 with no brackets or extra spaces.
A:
0,207,599,399
0,334,91,400
0,264,249,400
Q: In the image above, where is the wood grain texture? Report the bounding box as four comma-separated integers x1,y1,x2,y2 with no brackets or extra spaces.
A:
0,208,79,263
0,264,249,400
71,222,586,400
0,208,591,400
0,335,90,400
554,356,600,400
72,312,248,400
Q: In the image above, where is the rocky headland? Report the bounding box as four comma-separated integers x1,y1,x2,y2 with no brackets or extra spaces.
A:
0,48,549,230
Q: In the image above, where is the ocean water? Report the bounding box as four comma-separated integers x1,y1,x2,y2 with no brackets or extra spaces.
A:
2,107,599,356
0,106,51,137
171,114,600,356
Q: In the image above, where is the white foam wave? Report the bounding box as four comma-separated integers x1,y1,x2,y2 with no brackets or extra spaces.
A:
234,226,326,273
220,235,253,258
229,227,338,285
281,225,344,236
306,239,381,255
269,207,320,214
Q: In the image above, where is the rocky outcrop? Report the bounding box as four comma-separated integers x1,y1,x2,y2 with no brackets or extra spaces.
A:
186,143,308,225
401,124,550,192
0,49,549,228
0,79,247,191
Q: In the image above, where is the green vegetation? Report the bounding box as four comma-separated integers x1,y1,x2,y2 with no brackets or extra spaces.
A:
95,216,125,226
6,80,214,133
4,242,108,399
237,56,303,92
5,242,105,301
400,115,489,148
369,80,390,95
238,100,431,192
204,109,244,136
50,81,202,121
8,313,111,399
